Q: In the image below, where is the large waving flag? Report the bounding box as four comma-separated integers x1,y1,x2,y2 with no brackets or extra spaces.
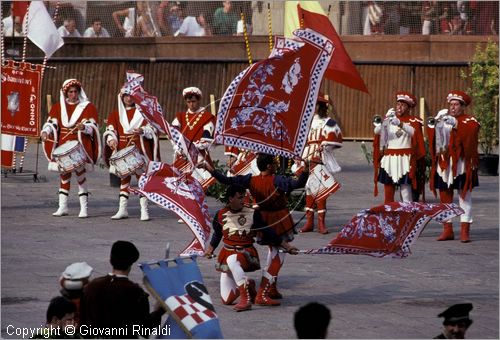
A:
141,257,223,339
122,72,169,135
304,202,464,258
284,2,368,93
133,162,211,256
24,1,64,58
215,28,334,158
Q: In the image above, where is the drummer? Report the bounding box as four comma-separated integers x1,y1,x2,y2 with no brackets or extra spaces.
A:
298,93,343,235
41,79,101,218
103,85,160,221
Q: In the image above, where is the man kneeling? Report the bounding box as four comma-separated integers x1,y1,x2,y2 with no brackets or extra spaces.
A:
204,185,298,312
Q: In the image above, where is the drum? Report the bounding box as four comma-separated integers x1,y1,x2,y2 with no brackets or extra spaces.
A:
109,145,146,178
52,140,87,173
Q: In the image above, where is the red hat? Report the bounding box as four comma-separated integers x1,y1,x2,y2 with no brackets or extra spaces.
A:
396,91,417,107
317,92,329,103
62,79,81,94
447,91,471,106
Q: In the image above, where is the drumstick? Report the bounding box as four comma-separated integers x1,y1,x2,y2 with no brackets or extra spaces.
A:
61,126,80,139
125,136,135,148
44,138,57,143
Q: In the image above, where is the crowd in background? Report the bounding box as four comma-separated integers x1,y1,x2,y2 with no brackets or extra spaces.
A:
1,1,498,39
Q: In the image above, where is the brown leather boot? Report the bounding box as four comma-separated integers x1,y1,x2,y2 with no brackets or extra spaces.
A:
437,222,454,241
299,210,314,233
268,279,283,299
317,211,329,234
460,222,471,243
233,280,252,312
255,277,280,306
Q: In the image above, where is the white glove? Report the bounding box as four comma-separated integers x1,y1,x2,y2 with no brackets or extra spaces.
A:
390,117,401,126
436,109,448,119
385,108,396,118
443,115,457,127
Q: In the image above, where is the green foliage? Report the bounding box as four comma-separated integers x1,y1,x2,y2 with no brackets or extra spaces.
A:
205,160,229,203
287,190,306,212
460,40,499,155
360,141,373,164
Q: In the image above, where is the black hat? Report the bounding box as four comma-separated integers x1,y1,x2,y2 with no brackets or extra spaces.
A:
438,303,473,325
110,241,140,270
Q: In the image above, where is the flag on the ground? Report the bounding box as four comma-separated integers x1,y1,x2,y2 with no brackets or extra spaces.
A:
25,1,64,58
133,162,211,256
140,257,223,339
304,202,464,257
122,72,169,135
215,28,334,158
284,2,368,93
1,134,26,169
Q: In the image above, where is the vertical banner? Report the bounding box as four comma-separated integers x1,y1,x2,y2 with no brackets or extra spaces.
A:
140,257,224,339
1,60,42,137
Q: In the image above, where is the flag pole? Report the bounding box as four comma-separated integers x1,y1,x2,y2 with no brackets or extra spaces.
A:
267,2,273,53
240,8,252,65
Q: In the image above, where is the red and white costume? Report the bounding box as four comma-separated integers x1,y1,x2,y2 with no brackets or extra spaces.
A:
373,92,426,204
428,91,479,242
41,79,101,218
171,87,215,190
299,111,343,234
103,92,160,221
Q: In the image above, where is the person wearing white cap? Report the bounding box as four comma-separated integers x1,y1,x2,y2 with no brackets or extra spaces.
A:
373,91,426,204
41,79,101,218
171,87,215,192
103,81,160,221
427,90,479,243
59,262,93,327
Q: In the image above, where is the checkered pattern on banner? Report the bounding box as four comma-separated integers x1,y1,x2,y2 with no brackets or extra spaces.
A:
214,28,334,158
165,294,217,331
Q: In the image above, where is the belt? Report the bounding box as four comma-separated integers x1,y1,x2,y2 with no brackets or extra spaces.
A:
223,244,253,250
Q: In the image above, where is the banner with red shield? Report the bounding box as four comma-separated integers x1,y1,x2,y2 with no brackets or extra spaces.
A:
1,60,42,137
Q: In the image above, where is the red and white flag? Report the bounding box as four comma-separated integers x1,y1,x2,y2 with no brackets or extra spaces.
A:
304,202,464,258
122,73,169,135
133,162,212,256
215,28,334,158
1,134,26,169
284,2,368,93
24,1,64,58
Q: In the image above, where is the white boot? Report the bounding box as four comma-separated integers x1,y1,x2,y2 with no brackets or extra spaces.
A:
140,196,150,221
111,196,129,220
78,193,88,218
53,193,69,217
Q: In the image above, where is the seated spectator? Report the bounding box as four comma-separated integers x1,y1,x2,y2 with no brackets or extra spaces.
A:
294,302,331,338
174,12,210,37
157,1,185,36
4,15,23,37
438,5,451,34
213,0,239,35
58,18,81,37
59,262,93,327
84,18,110,37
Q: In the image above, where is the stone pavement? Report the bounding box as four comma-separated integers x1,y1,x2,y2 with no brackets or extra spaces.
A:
1,140,498,339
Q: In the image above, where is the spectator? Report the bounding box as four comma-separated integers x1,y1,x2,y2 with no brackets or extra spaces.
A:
174,11,210,36
213,0,239,35
434,303,473,339
79,241,165,337
294,302,331,338
136,1,160,37
384,2,400,35
4,15,23,37
59,262,93,327
438,4,452,34
83,18,110,37
112,6,137,37
422,1,438,35
2,3,13,33
157,1,185,36
475,1,499,35
58,18,81,37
